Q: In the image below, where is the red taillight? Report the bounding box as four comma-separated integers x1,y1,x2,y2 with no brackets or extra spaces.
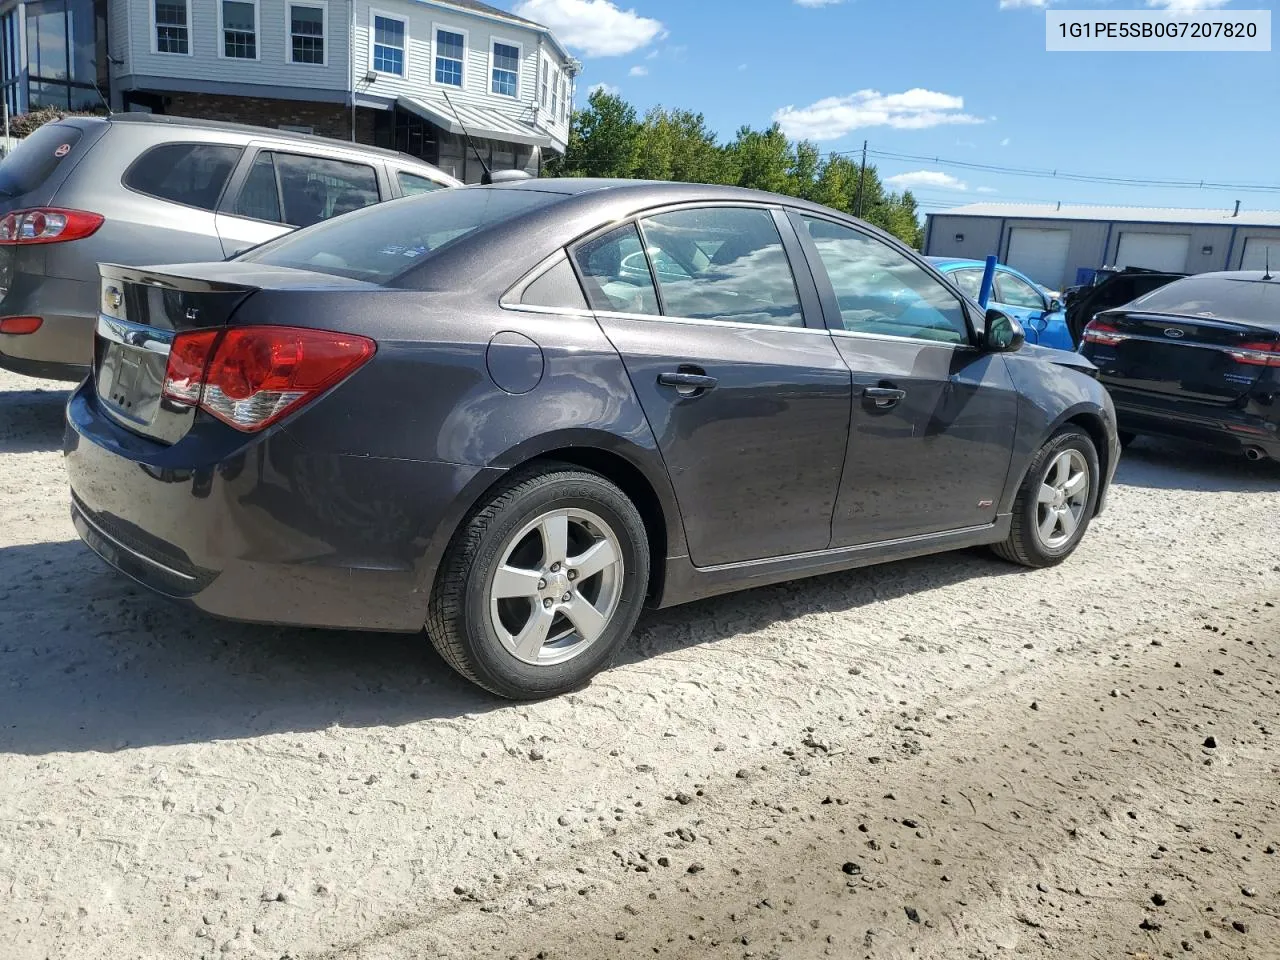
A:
0,316,43,334
1082,319,1127,346
0,207,104,245
161,326,375,432
1227,340,1280,368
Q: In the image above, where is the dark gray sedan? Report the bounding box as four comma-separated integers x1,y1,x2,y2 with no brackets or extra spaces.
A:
64,180,1119,699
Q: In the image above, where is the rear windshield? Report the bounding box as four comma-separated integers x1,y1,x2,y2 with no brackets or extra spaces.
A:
241,187,563,284
1130,275,1280,325
0,124,85,198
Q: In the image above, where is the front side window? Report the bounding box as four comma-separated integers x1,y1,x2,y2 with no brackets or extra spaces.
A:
435,28,464,86
154,0,189,54
222,0,257,59
123,143,242,211
573,224,660,316
289,3,325,64
398,171,446,195
372,14,405,75
801,216,969,344
995,272,1046,309
491,41,519,97
639,207,804,327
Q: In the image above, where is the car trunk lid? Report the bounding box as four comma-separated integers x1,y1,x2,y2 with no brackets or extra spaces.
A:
1086,309,1279,404
94,261,375,443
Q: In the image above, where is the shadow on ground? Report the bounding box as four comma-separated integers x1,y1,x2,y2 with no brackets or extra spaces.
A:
0,538,1027,756
1116,436,1280,492
0,388,71,455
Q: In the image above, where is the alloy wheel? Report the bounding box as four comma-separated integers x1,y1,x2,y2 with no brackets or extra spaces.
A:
488,508,626,666
1035,449,1091,550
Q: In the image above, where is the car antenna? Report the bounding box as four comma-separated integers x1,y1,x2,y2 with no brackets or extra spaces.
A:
443,91,493,185
1265,246,1274,281
88,60,113,115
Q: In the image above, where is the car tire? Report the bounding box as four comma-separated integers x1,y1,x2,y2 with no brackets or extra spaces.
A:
992,426,1100,569
426,465,650,700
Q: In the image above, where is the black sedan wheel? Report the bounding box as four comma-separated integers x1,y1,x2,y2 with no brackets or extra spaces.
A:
427,466,650,699
993,427,1100,568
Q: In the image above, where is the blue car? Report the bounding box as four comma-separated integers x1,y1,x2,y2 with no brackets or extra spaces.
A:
928,258,1074,351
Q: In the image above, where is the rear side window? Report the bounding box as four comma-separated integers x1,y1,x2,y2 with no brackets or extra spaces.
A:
639,207,804,327
950,268,983,300
572,223,660,315
0,123,84,198
242,186,562,284
123,143,242,212
521,256,588,310
398,171,446,196
231,150,380,227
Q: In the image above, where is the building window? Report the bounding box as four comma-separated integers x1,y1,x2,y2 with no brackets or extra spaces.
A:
221,0,257,59
434,27,464,87
289,2,325,65
539,57,548,108
23,0,108,112
550,66,559,119
371,12,405,76
558,73,568,123
154,0,190,55
490,40,519,97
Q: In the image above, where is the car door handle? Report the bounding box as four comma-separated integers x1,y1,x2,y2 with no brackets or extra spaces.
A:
863,386,907,408
658,371,718,395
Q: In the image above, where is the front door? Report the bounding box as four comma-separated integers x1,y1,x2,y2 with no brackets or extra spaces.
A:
573,209,851,567
793,214,1018,545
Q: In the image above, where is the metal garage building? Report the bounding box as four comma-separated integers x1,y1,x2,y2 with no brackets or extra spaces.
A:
923,204,1280,290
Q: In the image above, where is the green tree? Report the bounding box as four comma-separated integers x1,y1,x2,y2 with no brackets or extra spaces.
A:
548,89,639,178
634,107,724,184
722,124,792,194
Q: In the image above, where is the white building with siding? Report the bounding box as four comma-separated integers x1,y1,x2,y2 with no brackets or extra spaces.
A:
924,203,1280,290
0,0,576,180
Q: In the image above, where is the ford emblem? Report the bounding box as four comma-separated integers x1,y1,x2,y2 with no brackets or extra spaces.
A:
1164,328,1185,339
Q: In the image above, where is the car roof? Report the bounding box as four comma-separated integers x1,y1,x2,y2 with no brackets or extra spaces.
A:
62,112,444,170
490,176,865,216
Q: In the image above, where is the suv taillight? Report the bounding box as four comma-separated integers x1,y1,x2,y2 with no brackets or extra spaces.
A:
160,326,375,432
0,207,104,245
1082,319,1127,346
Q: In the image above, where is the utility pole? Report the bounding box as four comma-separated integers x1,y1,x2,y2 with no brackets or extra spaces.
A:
855,140,868,218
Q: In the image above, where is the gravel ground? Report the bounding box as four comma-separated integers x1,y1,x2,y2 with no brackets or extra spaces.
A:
1,368,1278,960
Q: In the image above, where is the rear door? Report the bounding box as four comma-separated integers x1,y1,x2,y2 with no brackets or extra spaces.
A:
214,146,384,257
795,214,1018,545
574,206,851,567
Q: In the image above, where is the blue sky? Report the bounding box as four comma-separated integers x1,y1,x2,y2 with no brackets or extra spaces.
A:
510,0,1280,214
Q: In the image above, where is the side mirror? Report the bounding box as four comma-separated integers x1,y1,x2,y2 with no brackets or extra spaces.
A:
984,308,1025,353
1047,297,1062,313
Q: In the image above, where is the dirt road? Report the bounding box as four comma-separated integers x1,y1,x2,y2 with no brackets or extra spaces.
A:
1,369,1277,960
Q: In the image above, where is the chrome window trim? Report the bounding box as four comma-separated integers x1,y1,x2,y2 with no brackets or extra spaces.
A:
828,326,966,349
592,309,832,335
96,315,174,355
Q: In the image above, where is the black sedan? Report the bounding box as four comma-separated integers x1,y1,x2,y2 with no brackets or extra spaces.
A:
64,180,1119,699
1081,271,1280,462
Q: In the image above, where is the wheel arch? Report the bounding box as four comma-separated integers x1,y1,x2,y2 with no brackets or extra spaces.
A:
418,430,686,612
1002,401,1115,517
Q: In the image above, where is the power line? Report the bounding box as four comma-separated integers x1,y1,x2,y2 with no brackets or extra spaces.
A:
863,148,1280,196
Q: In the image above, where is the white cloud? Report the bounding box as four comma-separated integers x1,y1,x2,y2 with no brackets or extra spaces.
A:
884,170,969,191
628,65,648,76
1147,0,1231,7
589,82,620,96
1000,137,1011,147
999,0,1049,6
773,88,984,142
738,63,748,71
645,49,659,59
794,0,843,6
512,0,666,57
976,186,999,194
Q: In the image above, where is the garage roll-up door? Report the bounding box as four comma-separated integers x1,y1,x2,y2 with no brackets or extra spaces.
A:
1006,228,1071,288
1115,232,1190,272
1241,238,1280,272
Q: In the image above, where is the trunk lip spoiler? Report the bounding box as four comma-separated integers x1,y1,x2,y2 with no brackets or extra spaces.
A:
99,262,257,295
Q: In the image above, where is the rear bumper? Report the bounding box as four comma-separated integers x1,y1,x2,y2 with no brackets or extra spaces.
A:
0,271,98,381
1112,391,1280,459
64,378,497,631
